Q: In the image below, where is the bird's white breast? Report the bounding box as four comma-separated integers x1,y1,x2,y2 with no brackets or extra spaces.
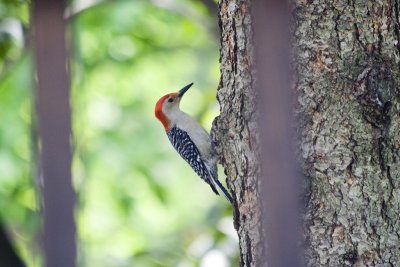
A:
169,110,213,160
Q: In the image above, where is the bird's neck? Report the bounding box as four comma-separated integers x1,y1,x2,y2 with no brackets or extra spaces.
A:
156,109,171,131
164,109,185,131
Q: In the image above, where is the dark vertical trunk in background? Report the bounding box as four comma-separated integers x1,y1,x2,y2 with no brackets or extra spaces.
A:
32,1,76,267
254,1,303,267
215,0,400,266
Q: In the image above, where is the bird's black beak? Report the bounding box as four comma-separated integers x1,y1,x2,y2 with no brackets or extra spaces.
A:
177,83,193,97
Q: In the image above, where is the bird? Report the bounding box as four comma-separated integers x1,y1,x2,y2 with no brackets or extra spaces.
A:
155,83,233,204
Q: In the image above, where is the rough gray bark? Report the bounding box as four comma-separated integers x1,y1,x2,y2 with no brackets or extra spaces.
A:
212,0,262,266
214,0,400,266
295,1,400,266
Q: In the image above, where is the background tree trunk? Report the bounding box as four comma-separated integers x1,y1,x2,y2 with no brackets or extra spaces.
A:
33,1,76,266
214,0,400,266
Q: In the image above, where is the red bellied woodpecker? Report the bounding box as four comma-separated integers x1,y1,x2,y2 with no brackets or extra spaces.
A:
155,83,233,204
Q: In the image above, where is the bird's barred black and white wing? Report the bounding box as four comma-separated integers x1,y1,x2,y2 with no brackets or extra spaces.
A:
167,126,219,195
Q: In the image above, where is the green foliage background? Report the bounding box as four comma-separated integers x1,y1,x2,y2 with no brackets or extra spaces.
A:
0,0,237,266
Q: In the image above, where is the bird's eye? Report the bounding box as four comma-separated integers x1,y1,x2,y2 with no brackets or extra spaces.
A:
168,98,174,103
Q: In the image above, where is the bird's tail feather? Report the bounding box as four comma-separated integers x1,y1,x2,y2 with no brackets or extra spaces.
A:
206,166,234,204
207,181,220,196
213,178,234,205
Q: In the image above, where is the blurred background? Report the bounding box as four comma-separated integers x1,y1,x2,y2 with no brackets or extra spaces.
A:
0,0,237,266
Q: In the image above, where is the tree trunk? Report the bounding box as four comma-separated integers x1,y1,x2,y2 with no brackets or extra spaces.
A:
33,1,76,266
214,0,400,266
296,1,400,266
212,0,262,266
